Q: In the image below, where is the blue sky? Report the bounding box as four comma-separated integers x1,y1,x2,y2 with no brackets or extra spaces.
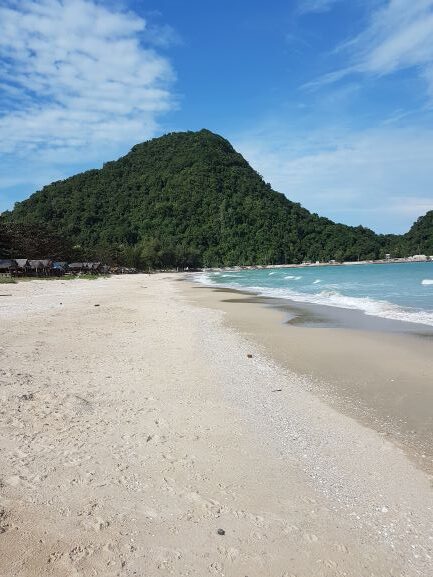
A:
1,0,433,233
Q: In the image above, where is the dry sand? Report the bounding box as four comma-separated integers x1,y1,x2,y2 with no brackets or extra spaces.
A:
0,274,432,576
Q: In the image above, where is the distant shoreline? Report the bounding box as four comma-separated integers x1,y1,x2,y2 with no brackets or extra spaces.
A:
200,257,432,272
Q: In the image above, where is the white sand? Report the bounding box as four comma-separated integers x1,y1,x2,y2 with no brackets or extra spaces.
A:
0,274,432,576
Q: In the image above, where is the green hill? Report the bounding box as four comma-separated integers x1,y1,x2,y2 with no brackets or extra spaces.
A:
1,129,431,266
404,211,433,256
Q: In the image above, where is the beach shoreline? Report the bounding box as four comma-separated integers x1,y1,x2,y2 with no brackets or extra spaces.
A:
1,274,432,576
181,279,433,474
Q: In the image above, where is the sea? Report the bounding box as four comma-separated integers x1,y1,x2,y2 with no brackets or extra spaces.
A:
194,262,433,327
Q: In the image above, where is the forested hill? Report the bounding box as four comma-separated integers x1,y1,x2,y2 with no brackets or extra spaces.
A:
1,129,431,266
403,211,433,255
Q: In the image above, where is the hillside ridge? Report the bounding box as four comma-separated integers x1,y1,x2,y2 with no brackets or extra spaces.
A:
2,129,432,266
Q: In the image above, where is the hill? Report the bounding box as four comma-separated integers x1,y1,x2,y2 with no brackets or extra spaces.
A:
404,211,433,255
1,129,430,266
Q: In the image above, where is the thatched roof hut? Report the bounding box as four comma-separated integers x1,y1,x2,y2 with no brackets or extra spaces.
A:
28,259,52,271
28,260,41,270
84,262,101,271
39,259,52,268
15,259,29,269
68,262,84,271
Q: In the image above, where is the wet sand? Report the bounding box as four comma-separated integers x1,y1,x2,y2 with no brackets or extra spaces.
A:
182,281,433,473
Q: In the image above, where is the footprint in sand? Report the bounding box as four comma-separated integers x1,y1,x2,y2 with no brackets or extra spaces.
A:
208,561,224,574
247,512,265,527
77,503,111,532
334,542,349,553
185,491,221,512
303,532,319,543
217,546,240,563
322,558,338,569
69,544,95,563
282,523,300,534
47,551,64,564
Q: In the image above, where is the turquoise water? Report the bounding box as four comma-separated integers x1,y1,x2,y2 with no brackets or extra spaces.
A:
195,262,433,327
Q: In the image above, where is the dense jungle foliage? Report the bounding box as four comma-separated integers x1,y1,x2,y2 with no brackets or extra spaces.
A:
403,210,433,255
1,130,431,267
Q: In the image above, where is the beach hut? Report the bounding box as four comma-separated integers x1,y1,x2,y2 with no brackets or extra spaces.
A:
28,260,42,275
68,262,84,273
15,259,30,274
0,259,17,275
28,259,53,276
84,262,102,272
40,259,53,271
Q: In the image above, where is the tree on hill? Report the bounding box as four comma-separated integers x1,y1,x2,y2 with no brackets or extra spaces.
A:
0,221,78,260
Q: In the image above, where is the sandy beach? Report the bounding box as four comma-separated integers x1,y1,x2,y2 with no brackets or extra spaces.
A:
183,283,433,473
1,274,432,577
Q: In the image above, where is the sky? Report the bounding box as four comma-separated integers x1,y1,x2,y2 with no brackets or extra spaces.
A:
1,0,433,233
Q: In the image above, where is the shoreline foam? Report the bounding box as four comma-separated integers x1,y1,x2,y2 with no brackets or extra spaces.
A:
193,266,433,327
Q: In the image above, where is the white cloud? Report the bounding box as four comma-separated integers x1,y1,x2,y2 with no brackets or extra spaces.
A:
233,126,433,233
353,0,433,73
0,0,176,160
313,0,433,99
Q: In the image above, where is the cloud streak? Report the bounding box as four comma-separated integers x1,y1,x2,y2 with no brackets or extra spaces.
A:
0,0,176,159
351,0,433,73
309,0,433,100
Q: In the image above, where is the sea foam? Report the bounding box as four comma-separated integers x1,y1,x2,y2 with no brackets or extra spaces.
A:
421,279,433,285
